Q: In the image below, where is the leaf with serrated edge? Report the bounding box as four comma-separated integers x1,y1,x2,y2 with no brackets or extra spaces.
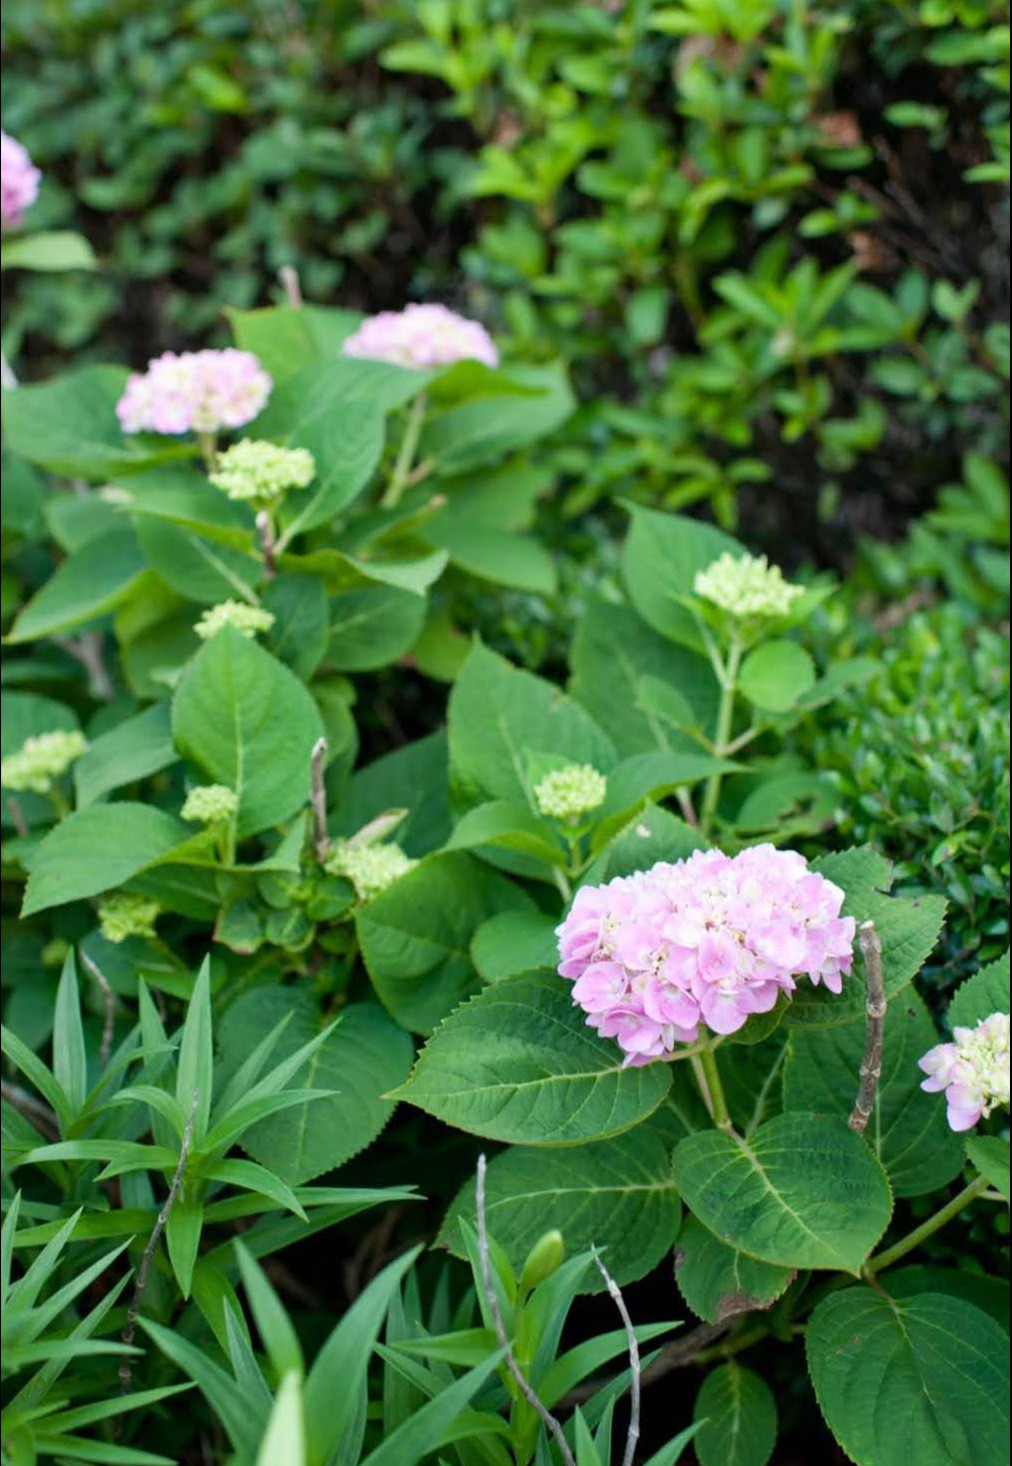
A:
806,1287,1009,1466
391,971,671,1145
439,1126,681,1289
672,1113,892,1272
675,1217,793,1325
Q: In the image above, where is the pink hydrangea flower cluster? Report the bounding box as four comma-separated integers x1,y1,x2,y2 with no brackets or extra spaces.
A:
116,350,272,436
1,131,41,230
341,303,499,371
556,846,855,1066
918,1011,1010,1131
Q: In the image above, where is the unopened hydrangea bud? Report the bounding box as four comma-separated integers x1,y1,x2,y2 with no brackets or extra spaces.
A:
557,845,855,1064
919,1010,1010,1131
342,303,499,371
325,842,417,901
116,349,271,437
181,784,238,825
693,553,803,619
209,439,315,505
1,131,41,229
520,1229,565,1293
98,892,161,944
42,937,71,968
195,601,275,641
1,729,87,794
534,765,607,825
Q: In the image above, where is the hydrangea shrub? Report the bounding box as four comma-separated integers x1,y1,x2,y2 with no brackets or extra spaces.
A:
1,301,1008,1466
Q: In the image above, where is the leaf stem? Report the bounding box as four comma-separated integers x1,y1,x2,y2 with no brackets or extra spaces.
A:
865,1172,993,1276
382,391,427,509
197,431,218,473
696,1041,734,1131
700,631,742,835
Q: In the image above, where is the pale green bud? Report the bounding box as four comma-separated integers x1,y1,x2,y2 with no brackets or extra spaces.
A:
693,552,803,619
42,937,71,968
194,600,275,641
97,892,161,944
325,842,417,901
533,764,607,825
181,783,239,825
209,439,315,505
519,1229,565,1293
0,729,88,794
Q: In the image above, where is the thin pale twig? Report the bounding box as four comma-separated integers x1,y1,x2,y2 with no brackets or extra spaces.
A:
79,948,116,1069
278,265,303,307
475,1154,577,1466
849,920,886,1133
119,1089,199,1394
1,1080,59,1141
591,1248,640,1466
6,796,28,837
310,737,330,863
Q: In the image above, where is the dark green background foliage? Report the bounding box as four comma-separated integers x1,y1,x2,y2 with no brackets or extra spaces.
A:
3,0,1009,555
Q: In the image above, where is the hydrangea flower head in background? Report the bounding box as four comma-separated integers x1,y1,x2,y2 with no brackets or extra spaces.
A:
194,601,275,641
1,729,87,795
98,892,161,944
181,784,239,825
1,130,41,229
116,349,271,436
694,552,804,619
341,303,499,371
534,764,607,825
326,841,417,901
919,1011,1010,1131
556,845,855,1065
210,439,315,506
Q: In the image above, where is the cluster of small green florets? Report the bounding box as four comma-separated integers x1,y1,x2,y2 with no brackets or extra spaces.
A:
0,729,87,794
194,600,275,641
97,892,161,943
693,553,804,619
533,764,607,825
181,784,239,825
209,439,315,505
325,842,417,901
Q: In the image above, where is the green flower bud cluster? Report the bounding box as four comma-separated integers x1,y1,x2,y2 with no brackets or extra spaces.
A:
181,784,239,825
195,600,275,641
693,552,803,619
97,892,161,944
0,729,87,794
325,842,417,901
209,438,315,505
533,763,607,825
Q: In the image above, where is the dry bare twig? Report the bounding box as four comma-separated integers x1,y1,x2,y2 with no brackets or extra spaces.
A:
119,1088,200,1394
475,1154,577,1466
591,1247,640,1466
79,948,117,1069
310,737,330,863
849,919,886,1133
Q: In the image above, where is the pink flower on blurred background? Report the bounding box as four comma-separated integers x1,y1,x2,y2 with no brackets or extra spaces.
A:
556,845,855,1066
1,130,41,230
116,349,272,436
919,1011,1010,1131
341,303,499,371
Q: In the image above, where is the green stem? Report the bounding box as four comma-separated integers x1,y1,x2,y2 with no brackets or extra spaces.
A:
865,1173,993,1276
382,391,427,509
693,1323,768,1366
552,865,572,904
697,1041,733,1131
197,431,218,473
700,632,742,835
